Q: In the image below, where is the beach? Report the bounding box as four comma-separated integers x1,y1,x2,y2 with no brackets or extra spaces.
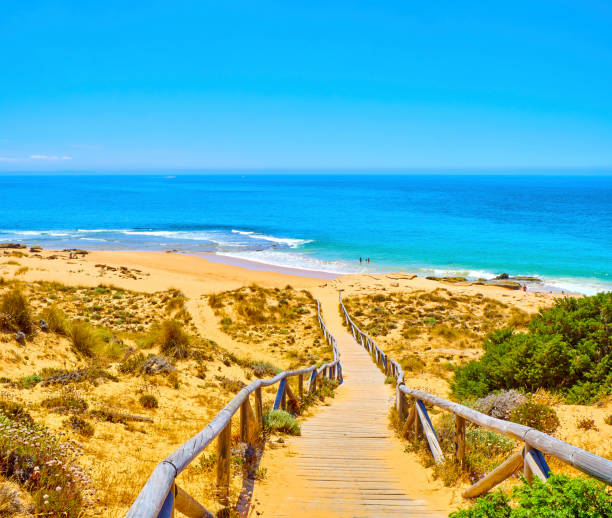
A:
1,247,610,516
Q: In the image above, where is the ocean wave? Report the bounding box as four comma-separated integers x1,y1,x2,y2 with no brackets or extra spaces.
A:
231,229,312,248
221,250,359,275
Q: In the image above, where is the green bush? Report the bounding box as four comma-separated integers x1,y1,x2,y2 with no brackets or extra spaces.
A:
451,293,612,403
508,400,560,434
263,410,301,435
19,374,43,389
450,475,612,518
0,288,32,334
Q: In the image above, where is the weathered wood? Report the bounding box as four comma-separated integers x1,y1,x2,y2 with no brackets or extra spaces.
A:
240,399,249,443
298,374,304,398
524,447,551,482
397,384,612,485
463,449,524,498
413,400,422,440
157,481,175,518
216,420,231,505
254,386,263,432
274,378,287,410
396,388,407,421
415,400,444,464
308,369,317,393
455,416,466,468
240,397,257,446
175,485,214,518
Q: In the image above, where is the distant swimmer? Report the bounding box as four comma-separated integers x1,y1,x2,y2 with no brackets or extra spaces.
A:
360,257,362,264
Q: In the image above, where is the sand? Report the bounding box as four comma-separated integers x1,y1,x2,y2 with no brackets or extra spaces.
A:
1,248,608,517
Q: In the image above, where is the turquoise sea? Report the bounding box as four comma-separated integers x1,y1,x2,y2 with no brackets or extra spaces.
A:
0,174,610,295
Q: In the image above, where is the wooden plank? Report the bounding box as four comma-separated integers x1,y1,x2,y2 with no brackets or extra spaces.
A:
274,378,287,410
298,374,303,399
396,388,407,422
415,400,444,464
216,420,231,506
175,485,214,518
525,448,551,482
463,450,524,498
254,386,263,432
455,415,465,468
240,398,249,443
308,369,317,393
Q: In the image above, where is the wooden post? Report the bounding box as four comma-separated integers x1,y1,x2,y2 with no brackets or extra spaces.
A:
274,378,287,410
462,449,524,498
240,399,249,443
397,388,407,421
254,387,263,432
455,416,465,468
281,384,287,410
524,444,533,484
298,374,303,399
308,369,317,393
216,420,231,506
414,400,423,440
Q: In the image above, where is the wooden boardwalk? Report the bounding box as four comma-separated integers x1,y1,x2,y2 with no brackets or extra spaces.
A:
252,296,446,517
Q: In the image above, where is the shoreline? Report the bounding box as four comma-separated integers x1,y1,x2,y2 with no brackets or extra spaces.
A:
1,242,602,295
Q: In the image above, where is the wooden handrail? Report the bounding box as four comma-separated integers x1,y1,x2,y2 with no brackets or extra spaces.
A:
339,294,612,491
126,299,341,518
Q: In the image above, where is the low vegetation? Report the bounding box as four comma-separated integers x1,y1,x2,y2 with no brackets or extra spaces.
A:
450,475,612,517
208,285,334,368
452,293,612,404
263,410,301,435
342,289,531,381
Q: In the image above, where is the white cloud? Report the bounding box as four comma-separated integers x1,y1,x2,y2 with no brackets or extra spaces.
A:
29,155,72,160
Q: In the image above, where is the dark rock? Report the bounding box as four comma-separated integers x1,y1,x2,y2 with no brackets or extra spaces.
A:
142,356,175,374
15,331,26,345
0,243,26,249
29,246,43,252
39,319,49,332
495,273,509,279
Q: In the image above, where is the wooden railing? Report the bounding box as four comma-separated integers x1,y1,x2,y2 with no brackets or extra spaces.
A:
339,294,612,496
125,300,341,518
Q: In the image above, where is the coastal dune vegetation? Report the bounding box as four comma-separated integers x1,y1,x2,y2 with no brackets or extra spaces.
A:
0,276,336,517
343,288,612,515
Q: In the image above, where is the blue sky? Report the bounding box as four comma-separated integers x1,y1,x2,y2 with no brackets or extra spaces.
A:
1,1,612,171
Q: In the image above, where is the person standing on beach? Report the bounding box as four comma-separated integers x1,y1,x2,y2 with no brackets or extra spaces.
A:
360,257,362,264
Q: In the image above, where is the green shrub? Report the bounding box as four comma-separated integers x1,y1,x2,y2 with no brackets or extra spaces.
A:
139,394,159,409
42,304,69,335
508,400,560,434
19,374,43,389
605,414,612,426
0,288,32,334
451,293,612,403
157,320,191,359
450,475,612,517
250,361,281,378
67,320,99,357
263,410,301,435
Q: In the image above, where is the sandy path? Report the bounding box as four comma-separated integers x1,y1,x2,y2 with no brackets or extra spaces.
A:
252,290,453,517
